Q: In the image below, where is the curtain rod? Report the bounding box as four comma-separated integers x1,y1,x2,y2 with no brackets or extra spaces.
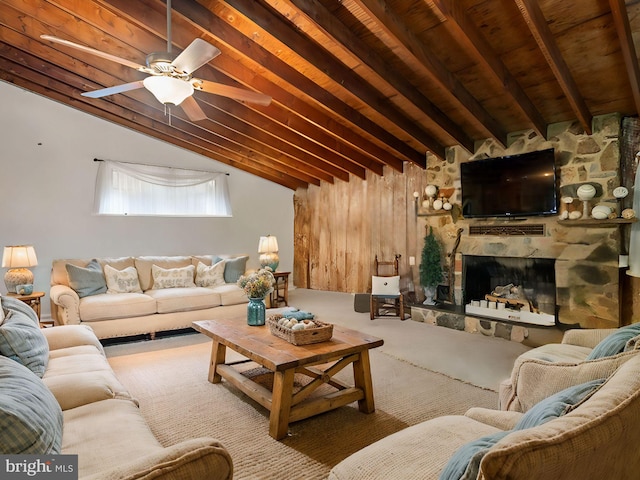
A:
93,158,229,175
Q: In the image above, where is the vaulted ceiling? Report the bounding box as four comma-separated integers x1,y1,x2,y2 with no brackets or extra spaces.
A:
2,0,640,189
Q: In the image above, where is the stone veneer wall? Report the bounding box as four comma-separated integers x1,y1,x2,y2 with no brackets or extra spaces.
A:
420,114,624,330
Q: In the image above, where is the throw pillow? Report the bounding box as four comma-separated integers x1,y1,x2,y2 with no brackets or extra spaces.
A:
0,298,49,378
224,256,249,283
585,323,640,360
0,356,63,454
514,378,605,430
371,275,400,296
151,264,196,289
104,264,142,294
439,378,606,480
195,260,226,288
66,259,107,298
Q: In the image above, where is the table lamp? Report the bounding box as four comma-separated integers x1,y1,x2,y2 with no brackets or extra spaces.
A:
258,235,279,271
2,245,38,293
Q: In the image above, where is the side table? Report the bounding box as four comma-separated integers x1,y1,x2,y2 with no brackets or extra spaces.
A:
270,271,291,308
6,291,50,327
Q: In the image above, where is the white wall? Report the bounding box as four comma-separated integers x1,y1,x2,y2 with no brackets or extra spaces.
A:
0,81,294,318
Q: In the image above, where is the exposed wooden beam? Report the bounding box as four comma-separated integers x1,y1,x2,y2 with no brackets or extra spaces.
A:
0,43,309,189
425,0,547,139
609,0,640,115
90,0,400,175
203,0,437,164
353,0,508,147
6,0,351,185
514,0,593,134
268,0,475,153
100,0,424,168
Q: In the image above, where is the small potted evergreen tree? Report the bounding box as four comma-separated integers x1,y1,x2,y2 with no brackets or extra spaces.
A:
419,226,443,305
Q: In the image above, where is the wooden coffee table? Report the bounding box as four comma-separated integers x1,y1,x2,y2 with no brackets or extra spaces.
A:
193,317,384,440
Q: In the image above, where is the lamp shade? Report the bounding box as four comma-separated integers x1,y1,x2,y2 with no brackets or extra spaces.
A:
143,76,194,105
258,235,279,254
2,245,38,268
3,245,38,293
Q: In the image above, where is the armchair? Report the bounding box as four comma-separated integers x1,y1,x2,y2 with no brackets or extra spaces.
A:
499,325,640,412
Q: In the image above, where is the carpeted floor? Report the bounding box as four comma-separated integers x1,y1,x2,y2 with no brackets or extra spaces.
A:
105,289,529,479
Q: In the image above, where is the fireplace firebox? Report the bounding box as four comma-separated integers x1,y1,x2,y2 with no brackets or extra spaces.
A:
463,255,556,326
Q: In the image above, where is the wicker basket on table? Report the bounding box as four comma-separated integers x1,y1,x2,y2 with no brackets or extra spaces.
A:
267,315,333,345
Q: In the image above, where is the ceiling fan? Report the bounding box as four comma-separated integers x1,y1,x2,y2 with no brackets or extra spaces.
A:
40,0,271,122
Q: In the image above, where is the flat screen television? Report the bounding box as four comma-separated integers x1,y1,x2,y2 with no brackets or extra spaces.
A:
460,148,558,218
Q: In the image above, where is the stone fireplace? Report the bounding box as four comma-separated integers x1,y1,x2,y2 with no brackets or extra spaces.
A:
413,114,627,335
463,255,556,326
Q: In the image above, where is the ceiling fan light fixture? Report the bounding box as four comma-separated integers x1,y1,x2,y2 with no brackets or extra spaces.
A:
143,76,193,105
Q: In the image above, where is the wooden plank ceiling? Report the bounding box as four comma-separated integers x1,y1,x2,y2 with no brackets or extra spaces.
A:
1,0,640,189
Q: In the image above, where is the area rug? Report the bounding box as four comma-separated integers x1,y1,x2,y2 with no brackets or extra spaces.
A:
107,334,498,480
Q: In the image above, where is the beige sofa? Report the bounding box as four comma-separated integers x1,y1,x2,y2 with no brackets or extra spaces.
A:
328,352,640,480
50,254,250,339
0,295,232,479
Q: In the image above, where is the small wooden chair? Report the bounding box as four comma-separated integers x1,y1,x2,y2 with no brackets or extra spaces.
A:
370,254,405,320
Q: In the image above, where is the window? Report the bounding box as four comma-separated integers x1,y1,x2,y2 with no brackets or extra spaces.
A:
93,160,232,217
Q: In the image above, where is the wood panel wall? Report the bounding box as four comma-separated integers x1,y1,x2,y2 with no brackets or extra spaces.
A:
293,162,428,294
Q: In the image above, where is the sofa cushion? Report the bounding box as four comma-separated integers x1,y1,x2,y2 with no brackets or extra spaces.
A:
79,293,157,321
586,323,640,360
192,255,223,267
328,415,500,480
210,283,248,306
196,260,226,287
0,355,63,454
52,257,134,288
151,264,196,289
135,256,193,291
43,348,134,410
62,398,164,478
66,259,108,298
223,255,249,283
0,304,49,377
104,265,143,294
144,287,222,313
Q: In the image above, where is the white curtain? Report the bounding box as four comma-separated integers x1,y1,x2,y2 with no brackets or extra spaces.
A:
93,160,232,217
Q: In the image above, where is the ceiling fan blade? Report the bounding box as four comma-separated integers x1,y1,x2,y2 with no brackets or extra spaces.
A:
81,81,145,98
40,35,147,72
193,79,272,106
172,39,221,75
180,96,207,121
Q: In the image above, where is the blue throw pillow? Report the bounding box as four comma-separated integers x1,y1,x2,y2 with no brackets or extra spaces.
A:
585,323,640,360
0,298,49,378
0,356,63,454
223,256,249,283
440,378,605,480
66,259,107,298
514,378,605,430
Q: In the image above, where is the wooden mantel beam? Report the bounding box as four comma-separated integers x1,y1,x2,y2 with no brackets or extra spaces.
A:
514,0,593,134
